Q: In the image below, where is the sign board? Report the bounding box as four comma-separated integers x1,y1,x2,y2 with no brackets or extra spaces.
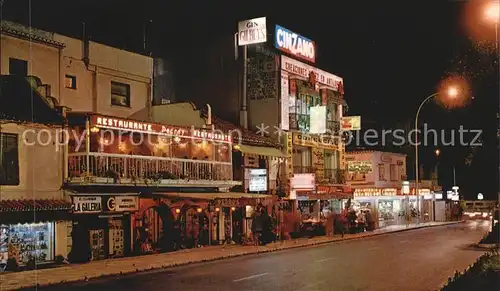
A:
248,169,268,192
347,161,372,173
402,181,410,195
106,196,139,212
341,116,361,131
275,25,315,63
73,196,102,213
280,55,343,91
238,17,267,46
91,115,231,143
477,193,484,200
291,173,315,190
435,193,443,200
292,133,338,150
280,70,290,130
309,106,326,134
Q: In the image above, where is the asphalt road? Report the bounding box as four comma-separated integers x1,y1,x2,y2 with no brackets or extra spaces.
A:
31,221,491,291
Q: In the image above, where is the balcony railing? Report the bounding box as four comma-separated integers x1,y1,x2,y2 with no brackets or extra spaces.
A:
321,169,346,185
293,166,346,185
293,166,316,174
67,152,239,186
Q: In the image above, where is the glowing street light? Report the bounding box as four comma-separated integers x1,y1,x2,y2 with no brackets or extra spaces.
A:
485,1,499,50
414,83,468,224
485,1,500,23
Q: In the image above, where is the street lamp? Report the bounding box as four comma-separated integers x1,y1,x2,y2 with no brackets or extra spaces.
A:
485,1,499,50
414,87,461,224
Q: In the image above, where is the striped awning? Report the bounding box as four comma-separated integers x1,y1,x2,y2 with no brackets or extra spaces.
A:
0,199,73,212
236,144,286,158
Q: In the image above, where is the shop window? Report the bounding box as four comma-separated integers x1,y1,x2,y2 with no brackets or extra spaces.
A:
390,164,397,181
0,133,19,185
65,75,77,89
9,58,28,76
111,81,130,107
378,164,386,181
0,222,55,265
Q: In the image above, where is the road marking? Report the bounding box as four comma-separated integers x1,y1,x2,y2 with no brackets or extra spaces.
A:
233,272,269,282
315,257,335,263
367,246,379,251
400,240,409,243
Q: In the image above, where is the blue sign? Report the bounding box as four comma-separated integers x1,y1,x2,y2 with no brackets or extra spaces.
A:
275,25,316,63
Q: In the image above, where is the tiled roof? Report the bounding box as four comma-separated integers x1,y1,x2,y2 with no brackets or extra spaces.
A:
0,199,73,212
200,109,281,148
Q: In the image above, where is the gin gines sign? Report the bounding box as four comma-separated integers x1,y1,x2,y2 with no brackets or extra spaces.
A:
275,25,315,63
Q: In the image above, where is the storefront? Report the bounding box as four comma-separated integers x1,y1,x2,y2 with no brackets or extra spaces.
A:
353,188,431,227
0,199,72,268
71,194,138,261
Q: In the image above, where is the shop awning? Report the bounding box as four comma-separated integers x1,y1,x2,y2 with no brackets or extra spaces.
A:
0,199,73,212
157,192,273,200
236,144,286,158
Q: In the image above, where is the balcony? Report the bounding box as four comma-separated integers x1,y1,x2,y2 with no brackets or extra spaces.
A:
321,169,346,185
67,153,240,188
293,166,346,185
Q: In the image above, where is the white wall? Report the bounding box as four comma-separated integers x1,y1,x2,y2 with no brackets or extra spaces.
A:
0,123,64,200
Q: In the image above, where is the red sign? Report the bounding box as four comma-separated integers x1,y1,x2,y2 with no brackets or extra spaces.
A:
90,115,231,143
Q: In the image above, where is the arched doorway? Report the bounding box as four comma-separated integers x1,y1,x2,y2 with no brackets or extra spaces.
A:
136,203,175,253
179,206,209,248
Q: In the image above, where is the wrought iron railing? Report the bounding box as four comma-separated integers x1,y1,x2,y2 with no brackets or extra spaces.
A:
68,152,233,182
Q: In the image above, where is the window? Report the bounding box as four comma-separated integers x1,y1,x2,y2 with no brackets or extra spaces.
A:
9,58,28,76
65,75,77,89
378,164,386,181
290,93,321,131
111,81,130,107
390,164,397,181
0,133,20,185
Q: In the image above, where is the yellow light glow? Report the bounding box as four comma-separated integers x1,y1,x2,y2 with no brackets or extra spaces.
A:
231,207,236,211
215,207,220,212
485,1,500,23
175,208,181,214
447,87,458,98
118,142,127,153
196,208,203,213
90,127,100,133
435,149,440,156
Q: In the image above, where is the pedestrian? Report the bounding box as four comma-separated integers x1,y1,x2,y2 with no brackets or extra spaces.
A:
357,211,366,232
251,210,263,246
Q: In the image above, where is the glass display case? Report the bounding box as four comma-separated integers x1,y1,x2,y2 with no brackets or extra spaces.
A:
1,222,54,265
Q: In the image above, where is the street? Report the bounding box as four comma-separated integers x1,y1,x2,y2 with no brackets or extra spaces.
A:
29,221,490,291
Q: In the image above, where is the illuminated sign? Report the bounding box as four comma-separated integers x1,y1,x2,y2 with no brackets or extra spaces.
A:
292,133,338,150
91,115,231,143
275,25,315,63
238,17,267,46
281,55,343,91
341,116,361,131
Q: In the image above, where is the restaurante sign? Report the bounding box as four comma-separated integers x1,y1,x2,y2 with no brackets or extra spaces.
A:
91,115,231,143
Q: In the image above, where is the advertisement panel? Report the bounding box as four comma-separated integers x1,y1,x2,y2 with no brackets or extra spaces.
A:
280,70,290,130
73,196,102,214
238,17,267,46
275,25,315,63
280,55,343,91
248,169,268,192
309,106,326,134
341,116,361,131
106,196,139,212
292,133,338,150
291,173,315,190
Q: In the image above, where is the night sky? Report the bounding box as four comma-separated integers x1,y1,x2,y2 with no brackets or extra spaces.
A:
2,0,499,199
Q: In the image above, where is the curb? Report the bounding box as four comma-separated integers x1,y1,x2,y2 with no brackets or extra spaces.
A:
12,221,463,290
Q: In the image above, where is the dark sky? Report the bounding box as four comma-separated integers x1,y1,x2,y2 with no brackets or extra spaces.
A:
2,0,498,199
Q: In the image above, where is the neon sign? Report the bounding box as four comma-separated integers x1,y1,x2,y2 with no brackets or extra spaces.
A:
275,25,315,63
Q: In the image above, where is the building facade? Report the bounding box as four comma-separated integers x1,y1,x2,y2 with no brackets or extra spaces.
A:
0,20,154,265
346,150,438,227
0,75,72,267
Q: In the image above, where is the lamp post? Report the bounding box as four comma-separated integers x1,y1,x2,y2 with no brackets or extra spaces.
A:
415,87,458,224
485,1,499,50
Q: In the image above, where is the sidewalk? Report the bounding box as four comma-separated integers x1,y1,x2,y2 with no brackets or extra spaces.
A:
0,221,461,290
